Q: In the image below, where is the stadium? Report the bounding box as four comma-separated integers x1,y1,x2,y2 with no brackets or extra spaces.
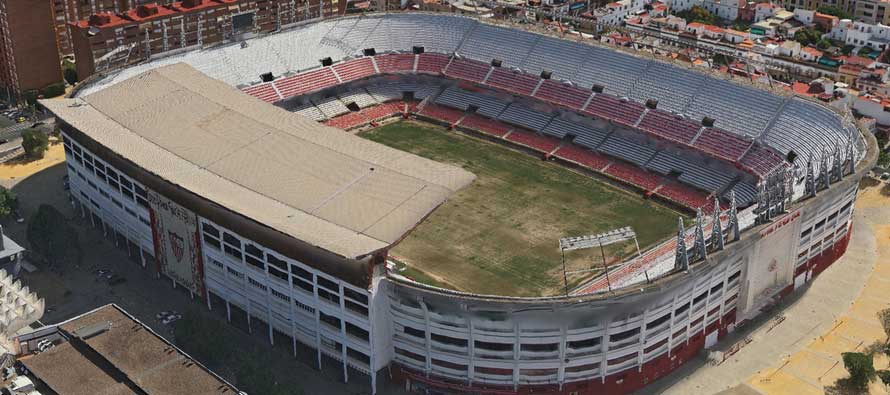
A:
43,12,877,395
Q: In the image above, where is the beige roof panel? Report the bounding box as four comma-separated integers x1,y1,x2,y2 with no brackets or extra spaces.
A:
43,63,475,258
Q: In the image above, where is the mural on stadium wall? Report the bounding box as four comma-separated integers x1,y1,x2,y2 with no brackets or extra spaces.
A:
148,191,205,296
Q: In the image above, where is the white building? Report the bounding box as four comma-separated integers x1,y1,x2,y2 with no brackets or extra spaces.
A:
668,0,740,22
830,19,890,50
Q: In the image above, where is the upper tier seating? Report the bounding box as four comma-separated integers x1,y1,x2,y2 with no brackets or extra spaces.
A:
684,79,784,139
739,145,785,176
498,103,553,131
573,47,649,97
118,13,858,187
457,24,540,68
628,63,705,113
520,36,587,79
761,98,850,167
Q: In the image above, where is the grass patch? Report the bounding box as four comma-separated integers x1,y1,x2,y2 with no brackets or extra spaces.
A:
361,121,679,296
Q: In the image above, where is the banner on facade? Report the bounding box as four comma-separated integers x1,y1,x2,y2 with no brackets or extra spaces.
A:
148,191,205,297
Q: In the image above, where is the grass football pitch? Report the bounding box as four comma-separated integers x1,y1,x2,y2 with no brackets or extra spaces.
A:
361,121,680,297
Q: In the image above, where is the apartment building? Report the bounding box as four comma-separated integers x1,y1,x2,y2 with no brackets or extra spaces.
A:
0,0,63,99
70,0,340,80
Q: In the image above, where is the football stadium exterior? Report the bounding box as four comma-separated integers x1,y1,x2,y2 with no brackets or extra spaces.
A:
44,13,877,395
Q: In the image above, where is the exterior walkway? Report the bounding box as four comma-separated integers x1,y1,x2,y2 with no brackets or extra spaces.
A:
647,184,888,395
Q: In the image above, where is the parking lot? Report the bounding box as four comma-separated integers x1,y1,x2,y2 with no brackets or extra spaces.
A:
2,162,408,395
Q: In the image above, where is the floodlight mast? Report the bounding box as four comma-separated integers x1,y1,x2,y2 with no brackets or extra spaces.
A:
559,227,639,296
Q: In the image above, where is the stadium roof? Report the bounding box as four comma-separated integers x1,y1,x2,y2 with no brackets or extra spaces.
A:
43,63,475,259
19,304,241,395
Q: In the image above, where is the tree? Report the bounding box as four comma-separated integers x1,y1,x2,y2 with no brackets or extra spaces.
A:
817,6,854,20
21,129,48,159
817,38,832,50
26,204,82,268
842,352,876,390
878,370,890,386
879,308,890,340
675,6,716,24
0,187,17,218
794,28,823,47
859,46,875,57
842,45,856,56
63,68,78,86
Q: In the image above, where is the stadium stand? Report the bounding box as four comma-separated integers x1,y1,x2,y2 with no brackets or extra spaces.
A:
457,24,539,68
723,180,758,206
485,67,540,96
574,47,649,97
363,100,406,120
520,36,587,79
533,80,592,110
498,103,553,131
338,89,379,108
332,57,377,82
761,98,850,165
416,53,450,74
637,110,701,144
603,161,661,190
435,87,507,118
314,96,351,118
553,144,611,171
628,63,705,113
505,129,561,153
419,103,465,124
275,66,339,98
444,58,491,83
598,135,656,166
324,111,368,129
242,82,281,103
684,79,784,139
375,53,416,73
583,95,645,126
291,102,327,121
655,181,711,209
459,113,512,137
739,145,785,176
692,128,751,162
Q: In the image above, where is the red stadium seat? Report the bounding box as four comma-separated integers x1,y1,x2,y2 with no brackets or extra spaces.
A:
485,68,540,96
554,144,611,171
534,80,590,110
584,95,645,127
274,67,338,98
416,53,450,74
419,104,465,124
375,54,416,73
332,57,377,83
444,58,490,83
505,129,560,153
242,83,280,103
603,161,661,191
637,110,701,145
459,114,511,137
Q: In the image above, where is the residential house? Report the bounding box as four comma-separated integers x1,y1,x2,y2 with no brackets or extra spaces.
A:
801,46,824,61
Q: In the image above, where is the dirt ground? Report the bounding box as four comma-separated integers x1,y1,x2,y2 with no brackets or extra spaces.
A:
3,162,407,395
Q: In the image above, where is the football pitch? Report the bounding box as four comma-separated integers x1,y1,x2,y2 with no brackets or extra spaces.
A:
360,121,679,297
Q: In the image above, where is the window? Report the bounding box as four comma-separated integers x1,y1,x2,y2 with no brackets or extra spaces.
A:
474,341,512,352
244,243,264,270
403,326,425,338
248,276,267,291
568,337,601,349
271,288,290,302
521,343,558,352
431,333,467,347
646,313,671,330
319,311,341,330
610,328,640,343
345,322,369,342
